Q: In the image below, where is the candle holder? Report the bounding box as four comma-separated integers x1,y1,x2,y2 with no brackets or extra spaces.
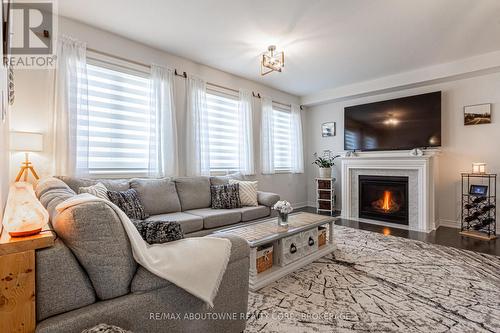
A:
472,163,486,174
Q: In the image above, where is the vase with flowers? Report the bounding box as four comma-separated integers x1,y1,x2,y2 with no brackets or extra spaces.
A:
273,200,293,226
313,151,341,178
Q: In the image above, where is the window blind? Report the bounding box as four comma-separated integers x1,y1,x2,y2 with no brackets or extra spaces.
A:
272,104,292,172
80,59,152,175
206,89,240,173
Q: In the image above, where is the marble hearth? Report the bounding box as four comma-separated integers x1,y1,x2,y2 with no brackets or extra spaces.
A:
341,150,439,232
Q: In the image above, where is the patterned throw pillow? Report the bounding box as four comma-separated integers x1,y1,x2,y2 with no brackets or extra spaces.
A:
132,220,184,245
107,189,148,220
78,182,109,200
81,324,132,333
229,179,258,206
210,183,242,209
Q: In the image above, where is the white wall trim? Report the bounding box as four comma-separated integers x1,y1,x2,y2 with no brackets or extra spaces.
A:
301,50,500,106
292,201,309,209
438,219,460,229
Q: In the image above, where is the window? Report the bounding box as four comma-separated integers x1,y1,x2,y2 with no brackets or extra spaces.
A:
206,89,240,173
81,59,151,175
272,104,292,172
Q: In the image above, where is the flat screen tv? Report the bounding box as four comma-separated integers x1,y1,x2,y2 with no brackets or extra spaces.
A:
344,91,441,151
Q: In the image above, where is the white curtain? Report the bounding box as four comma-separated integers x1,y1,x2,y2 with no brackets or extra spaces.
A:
53,36,89,177
290,104,304,173
260,96,275,174
238,89,255,175
186,76,210,176
149,64,178,177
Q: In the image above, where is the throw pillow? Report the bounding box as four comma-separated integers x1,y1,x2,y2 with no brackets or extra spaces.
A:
229,179,258,206
78,182,109,200
107,189,148,220
132,220,184,245
210,183,242,209
81,324,132,333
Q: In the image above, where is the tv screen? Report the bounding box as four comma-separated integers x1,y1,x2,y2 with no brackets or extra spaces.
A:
344,91,441,151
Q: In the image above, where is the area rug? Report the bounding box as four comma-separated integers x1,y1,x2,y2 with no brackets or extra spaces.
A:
246,225,500,332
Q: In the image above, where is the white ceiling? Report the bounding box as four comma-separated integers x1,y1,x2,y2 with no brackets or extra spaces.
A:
58,0,500,97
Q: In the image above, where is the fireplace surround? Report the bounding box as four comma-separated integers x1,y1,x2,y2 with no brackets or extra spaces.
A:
341,150,439,232
358,175,409,225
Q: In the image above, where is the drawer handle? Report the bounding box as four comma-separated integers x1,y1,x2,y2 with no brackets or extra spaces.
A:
290,243,297,254
308,237,315,246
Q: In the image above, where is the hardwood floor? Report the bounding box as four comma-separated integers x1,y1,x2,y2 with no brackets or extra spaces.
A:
298,207,500,256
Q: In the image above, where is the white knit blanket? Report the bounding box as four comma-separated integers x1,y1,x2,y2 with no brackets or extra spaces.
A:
56,193,232,307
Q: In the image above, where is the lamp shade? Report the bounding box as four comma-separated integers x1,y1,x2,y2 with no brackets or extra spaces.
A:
10,131,43,152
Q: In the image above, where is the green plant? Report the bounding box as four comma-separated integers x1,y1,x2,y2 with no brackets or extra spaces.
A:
312,152,340,168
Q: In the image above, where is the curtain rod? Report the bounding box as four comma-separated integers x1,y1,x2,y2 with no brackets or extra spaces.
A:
87,47,302,109
87,47,187,78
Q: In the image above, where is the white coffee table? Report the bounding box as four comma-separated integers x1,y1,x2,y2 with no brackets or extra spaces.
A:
216,212,336,291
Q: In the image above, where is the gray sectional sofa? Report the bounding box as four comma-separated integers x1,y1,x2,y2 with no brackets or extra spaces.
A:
34,176,280,333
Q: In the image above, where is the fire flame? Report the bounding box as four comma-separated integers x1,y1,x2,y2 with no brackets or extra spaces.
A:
382,191,392,211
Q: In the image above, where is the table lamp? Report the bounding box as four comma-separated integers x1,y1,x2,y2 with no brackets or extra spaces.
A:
10,131,43,182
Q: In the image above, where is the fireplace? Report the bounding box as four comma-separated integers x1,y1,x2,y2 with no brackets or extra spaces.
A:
358,175,409,225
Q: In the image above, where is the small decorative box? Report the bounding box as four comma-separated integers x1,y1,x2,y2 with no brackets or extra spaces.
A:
256,244,273,273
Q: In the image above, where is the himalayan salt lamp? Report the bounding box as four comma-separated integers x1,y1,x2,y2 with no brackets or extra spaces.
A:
2,182,48,237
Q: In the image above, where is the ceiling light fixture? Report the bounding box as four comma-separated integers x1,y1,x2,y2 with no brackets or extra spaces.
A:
383,114,399,126
261,45,284,76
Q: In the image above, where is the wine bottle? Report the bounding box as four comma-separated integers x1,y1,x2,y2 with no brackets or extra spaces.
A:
481,204,496,213
473,218,494,230
464,214,479,223
464,203,477,209
472,196,487,204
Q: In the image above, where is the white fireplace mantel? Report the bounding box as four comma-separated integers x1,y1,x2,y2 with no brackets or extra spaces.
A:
341,150,439,232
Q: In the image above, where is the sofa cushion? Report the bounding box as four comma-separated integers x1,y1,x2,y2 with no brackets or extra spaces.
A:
209,173,243,186
57,176,130,193
130,178,181,215
185,208,241,229
52,201,137,300
38,186,76,221
233,205,271,222
36,177,75,198
174,177,211,211
145,212,203,234
36,239,96,321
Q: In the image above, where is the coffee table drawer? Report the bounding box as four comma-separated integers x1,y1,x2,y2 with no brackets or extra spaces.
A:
276,229,319,266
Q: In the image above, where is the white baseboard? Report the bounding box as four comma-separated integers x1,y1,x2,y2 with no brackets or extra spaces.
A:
292,202,309,209
438,219,460,229
306,201,317,208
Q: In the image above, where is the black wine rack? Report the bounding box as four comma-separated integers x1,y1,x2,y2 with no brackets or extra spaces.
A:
461,173,497,238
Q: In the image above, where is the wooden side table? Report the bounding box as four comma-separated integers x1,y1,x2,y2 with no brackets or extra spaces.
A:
0,227,54,333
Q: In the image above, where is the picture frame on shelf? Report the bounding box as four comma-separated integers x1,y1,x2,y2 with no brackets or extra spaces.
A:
469,185,488,197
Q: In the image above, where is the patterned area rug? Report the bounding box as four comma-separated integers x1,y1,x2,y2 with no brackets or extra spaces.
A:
246,225,500,332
